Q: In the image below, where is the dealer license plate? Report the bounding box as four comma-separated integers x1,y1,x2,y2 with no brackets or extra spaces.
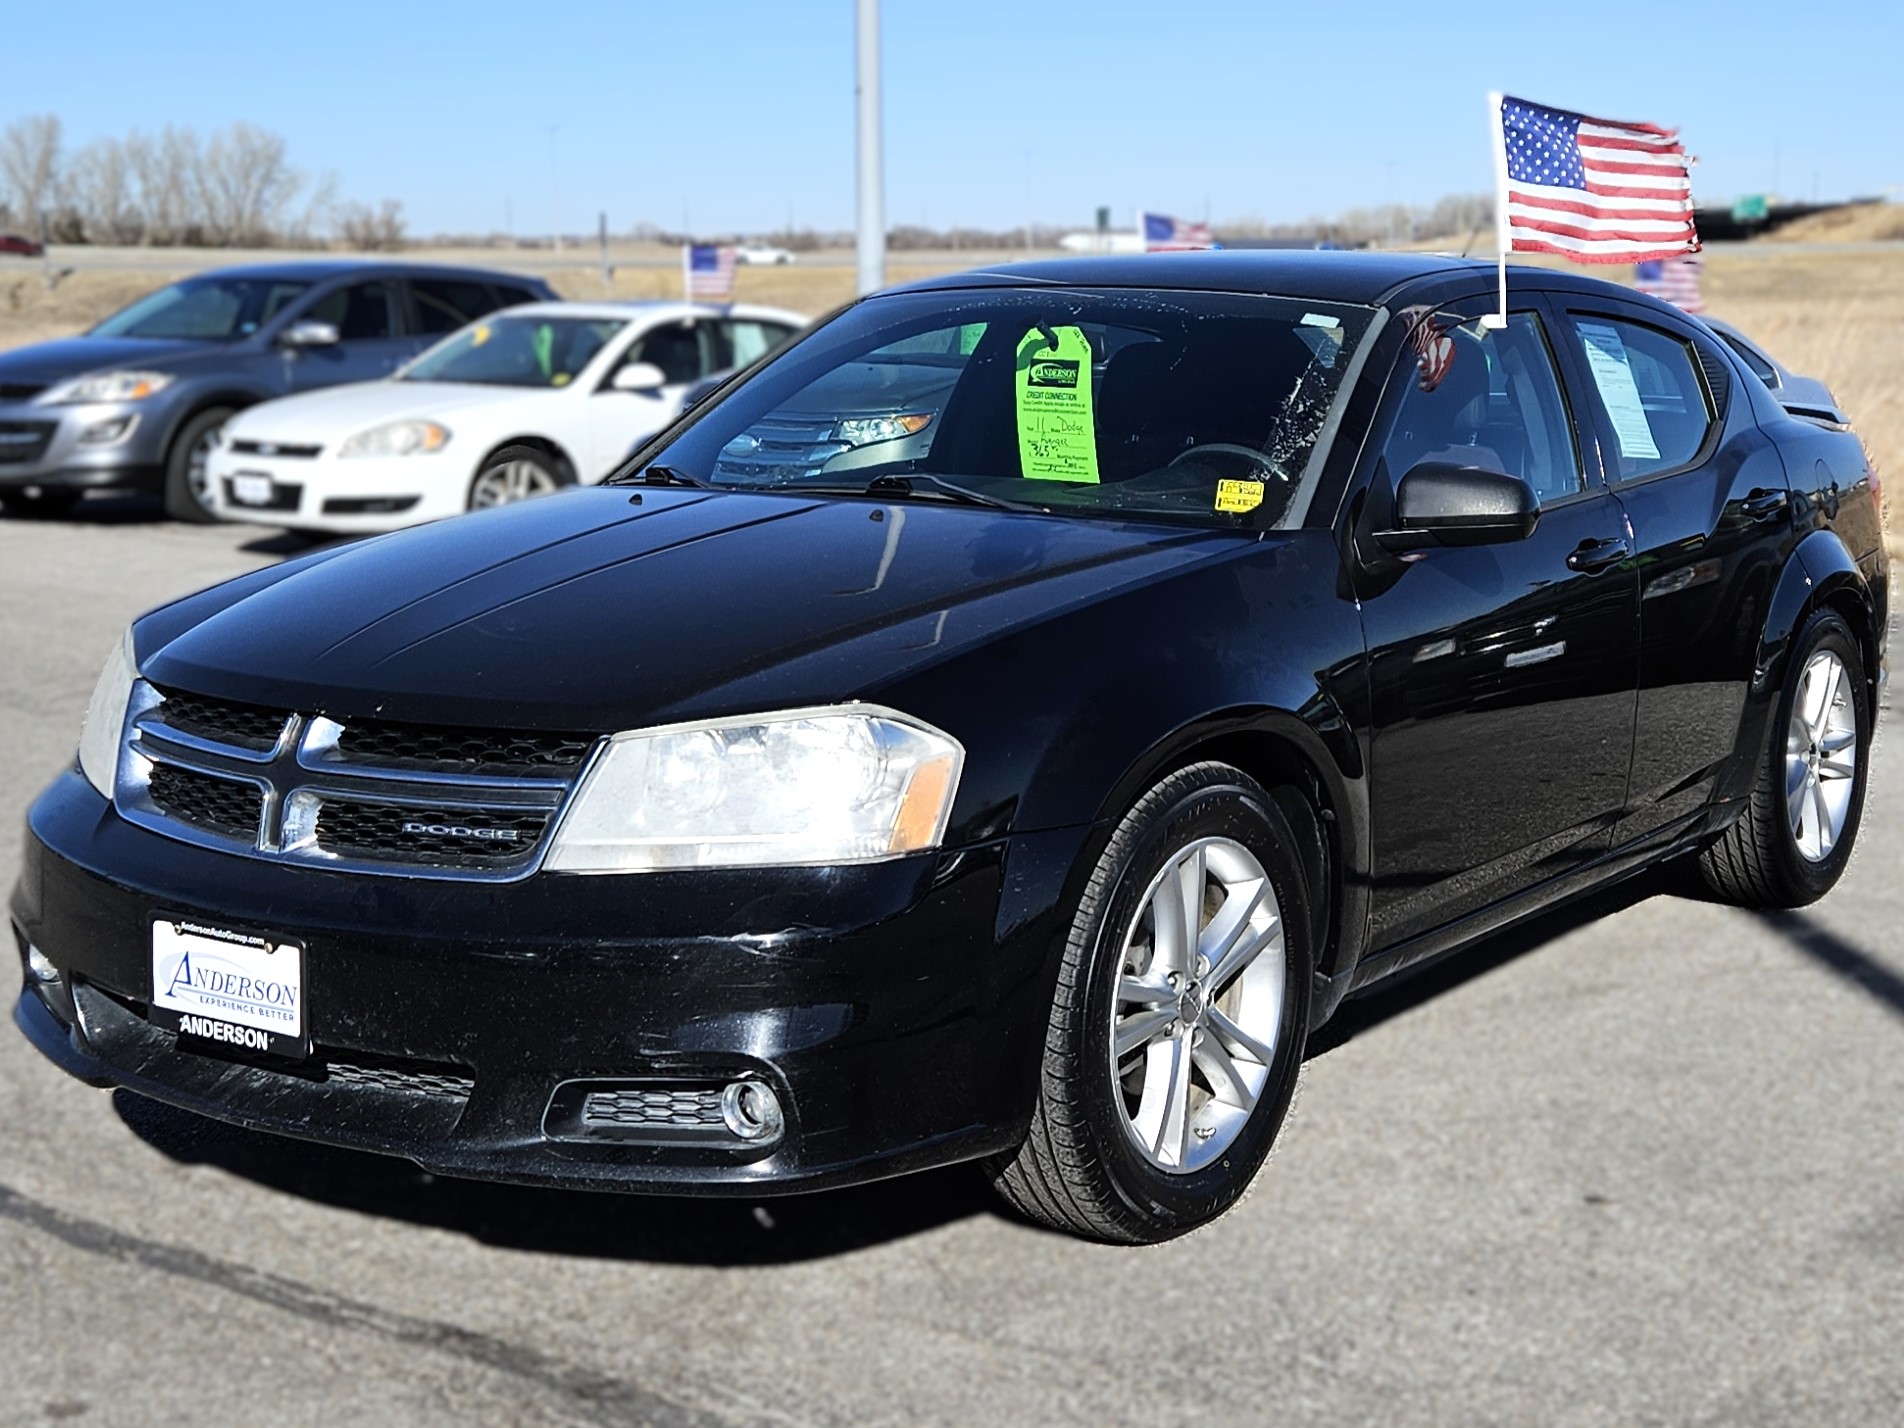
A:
231,472,274,506
149,918,305,1058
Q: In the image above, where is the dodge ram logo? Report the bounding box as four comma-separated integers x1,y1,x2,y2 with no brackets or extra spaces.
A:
401,821,521,842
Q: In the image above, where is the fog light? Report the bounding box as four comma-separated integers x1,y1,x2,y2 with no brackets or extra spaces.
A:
720,1080,784,1142
25,942,58,983
77,415,138,447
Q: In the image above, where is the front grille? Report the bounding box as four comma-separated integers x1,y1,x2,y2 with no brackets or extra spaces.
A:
0,419,55,465
582,1085,726,1130
146,765,261,841
313,798,551,865
0,382,46,401
125,685,588,879
229,439,322,458
334,719,596,774
153,686,290,751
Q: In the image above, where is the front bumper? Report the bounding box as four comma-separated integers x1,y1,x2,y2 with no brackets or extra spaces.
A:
12,771,1082,1194
205,446,467,532
0,398,167,492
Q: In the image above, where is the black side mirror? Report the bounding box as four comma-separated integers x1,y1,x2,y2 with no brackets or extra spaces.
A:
1376,462,1540,552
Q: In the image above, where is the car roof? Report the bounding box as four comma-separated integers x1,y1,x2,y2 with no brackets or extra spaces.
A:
189,259,546,286
492,299,808,324
880,249,1651,309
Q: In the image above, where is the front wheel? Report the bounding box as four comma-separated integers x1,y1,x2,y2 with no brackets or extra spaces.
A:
163,406,235,523
989,762,1312,1243
1699,608,1870,906
468,445,571,510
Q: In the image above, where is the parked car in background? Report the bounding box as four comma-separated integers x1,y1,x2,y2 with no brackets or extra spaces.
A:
205,301,806,534
1700,316,1849,426
0,233,45,258
736,243,795,266
0,260,557,520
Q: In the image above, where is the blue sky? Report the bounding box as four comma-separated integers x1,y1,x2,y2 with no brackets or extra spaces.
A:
6,0,1900,237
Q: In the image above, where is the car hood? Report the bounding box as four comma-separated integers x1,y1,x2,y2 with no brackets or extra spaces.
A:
0,334,226,385
136,487,1241,732
227,380,545,441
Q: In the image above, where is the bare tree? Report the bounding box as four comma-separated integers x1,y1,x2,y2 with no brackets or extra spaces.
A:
125,127,202,245
337,198,407,251
0,114,63,237
196,122,304,246
68,136,139,243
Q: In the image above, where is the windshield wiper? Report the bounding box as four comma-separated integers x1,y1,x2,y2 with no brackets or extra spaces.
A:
611,463,714,490
785,473,1045,513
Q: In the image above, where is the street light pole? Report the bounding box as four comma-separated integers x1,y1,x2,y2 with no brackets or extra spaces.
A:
855,0,884,295
547,125,562,255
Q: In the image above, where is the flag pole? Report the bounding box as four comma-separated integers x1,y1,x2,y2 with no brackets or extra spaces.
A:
680,242,690,304
1484,90,1509,329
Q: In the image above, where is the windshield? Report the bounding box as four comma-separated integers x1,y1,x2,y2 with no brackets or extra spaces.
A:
401,315,625,388
90,277,312,340
633,288,1376,529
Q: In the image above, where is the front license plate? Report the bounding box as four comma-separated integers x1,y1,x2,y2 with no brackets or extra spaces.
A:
231,472,274,506
149,918,306,1058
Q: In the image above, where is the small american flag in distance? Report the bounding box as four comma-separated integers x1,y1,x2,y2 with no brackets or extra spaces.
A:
1634,254,1705,314
686,243,738,299
1497,94,1698,263
1142,212,1216,252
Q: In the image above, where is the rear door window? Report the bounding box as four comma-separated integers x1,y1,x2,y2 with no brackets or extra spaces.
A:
305,280,399,340
724,319,799,367
629,322,718,384
1564,315,1715,480
410,278,503,336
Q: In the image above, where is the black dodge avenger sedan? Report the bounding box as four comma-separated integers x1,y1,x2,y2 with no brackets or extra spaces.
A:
12,252,1887,1243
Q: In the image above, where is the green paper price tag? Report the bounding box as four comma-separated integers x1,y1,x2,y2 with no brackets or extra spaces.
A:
1015,325,1099,484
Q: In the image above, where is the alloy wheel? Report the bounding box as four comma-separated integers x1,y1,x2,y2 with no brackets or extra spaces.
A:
471,458,560,508
1786,649,1858,862
1110,835,1285,1173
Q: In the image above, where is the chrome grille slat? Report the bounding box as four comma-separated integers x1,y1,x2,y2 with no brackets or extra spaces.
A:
117,682,598,882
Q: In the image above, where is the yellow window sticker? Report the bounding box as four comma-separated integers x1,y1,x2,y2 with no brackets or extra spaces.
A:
1014,325,1099,484
552,372,572,386
470,324,491,346
1215,479,1264,514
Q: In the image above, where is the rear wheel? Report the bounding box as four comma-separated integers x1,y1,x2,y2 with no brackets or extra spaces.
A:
1699,608,1869,906
0,486,82,518
162,406,235,523
468,445,570,510
989,762,1312,1243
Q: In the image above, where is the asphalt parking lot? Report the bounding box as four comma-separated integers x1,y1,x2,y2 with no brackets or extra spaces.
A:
3,498,1899,1428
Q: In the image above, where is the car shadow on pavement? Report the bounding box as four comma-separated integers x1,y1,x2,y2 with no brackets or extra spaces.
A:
111,864,1695,1264
112,1090,1002,1264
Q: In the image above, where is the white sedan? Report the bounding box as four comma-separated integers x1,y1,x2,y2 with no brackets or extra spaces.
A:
204,300,806,534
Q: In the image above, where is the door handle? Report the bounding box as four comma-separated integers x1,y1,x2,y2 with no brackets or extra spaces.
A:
1742,488,1789,521
1566,537,1630,575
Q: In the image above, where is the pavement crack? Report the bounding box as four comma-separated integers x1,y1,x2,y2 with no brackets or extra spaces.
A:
0,1179,736,1428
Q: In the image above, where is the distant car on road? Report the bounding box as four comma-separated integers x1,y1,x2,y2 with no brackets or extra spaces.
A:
206,301,806,534
736,243,795,266
0,260,557,520
1700,316,1848,426
0,233,45,258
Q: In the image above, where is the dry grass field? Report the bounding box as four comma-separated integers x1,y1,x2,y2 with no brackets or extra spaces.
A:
1,242,1896,553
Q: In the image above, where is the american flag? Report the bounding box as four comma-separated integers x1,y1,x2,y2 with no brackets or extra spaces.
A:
1634,254,1705,313
1495,94,1698,263
684,243,737,299
1142,211,1216,252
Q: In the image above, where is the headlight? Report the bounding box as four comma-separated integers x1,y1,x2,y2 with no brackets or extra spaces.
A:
833,413,932,446
78,629,138,800
337,421,451,458
545,705,964,872
42,370,176,404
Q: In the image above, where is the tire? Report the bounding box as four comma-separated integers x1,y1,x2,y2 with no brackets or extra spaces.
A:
162,406,236,523
468,445,571,511
0,486,82,518
989,762,1313,1243
1699,608,1869,907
